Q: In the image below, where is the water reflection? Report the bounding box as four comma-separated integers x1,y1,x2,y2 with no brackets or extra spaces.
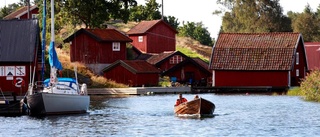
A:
1,94,320,136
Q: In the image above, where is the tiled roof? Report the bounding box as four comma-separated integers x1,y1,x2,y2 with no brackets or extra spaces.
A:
3,5,38,19
102,60,160,74
63,28,132,43
146,51,177,65
192,58,209,71
305,42,320,70
126,19,177,35
209,33,301,70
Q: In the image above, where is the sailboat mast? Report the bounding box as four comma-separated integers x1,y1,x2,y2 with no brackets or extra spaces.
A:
41,0,46,81
51,0,54,42
50,0,57,85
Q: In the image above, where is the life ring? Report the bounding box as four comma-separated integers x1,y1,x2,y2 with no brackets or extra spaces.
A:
14,77,25,88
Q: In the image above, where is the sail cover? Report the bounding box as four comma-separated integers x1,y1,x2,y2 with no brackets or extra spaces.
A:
49,41,63,70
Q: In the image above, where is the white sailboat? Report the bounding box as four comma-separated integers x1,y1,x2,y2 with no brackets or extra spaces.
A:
26,0,90,116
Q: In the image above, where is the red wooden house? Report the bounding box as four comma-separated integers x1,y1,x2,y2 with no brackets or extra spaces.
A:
102,60,160,86
3,5,39,20
0,19,41,95
145,51,211,85
209,33,308,88
126,20,177,54
63,28,132,74
304,42,320,71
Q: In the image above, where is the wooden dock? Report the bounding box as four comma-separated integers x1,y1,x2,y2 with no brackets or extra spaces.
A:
191,86,288,94
0,92,25,116
88,87,191,95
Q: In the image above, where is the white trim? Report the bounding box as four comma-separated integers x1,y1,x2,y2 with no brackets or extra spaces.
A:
288,71,291,87
138,36,143,42
296,52,299,65
296,69,299,77
112,42,120,51
212,70,215,87
16,5,38,18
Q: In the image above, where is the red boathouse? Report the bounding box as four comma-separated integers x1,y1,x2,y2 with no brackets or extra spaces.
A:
209,33,308,88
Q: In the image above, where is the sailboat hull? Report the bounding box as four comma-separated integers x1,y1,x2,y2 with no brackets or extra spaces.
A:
27,93,90,116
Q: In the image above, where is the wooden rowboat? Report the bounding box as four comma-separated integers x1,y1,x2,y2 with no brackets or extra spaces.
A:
174,97,215,118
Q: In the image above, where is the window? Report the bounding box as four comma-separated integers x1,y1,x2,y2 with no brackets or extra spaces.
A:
32,14,38,19
296,52,299,65
169,55,184,64
296,69,299,77
138,36,143,42
112,42,120,51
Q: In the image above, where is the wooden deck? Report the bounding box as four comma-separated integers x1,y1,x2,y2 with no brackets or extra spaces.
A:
191,86,289,94
0,92,24,116
88,87,191,95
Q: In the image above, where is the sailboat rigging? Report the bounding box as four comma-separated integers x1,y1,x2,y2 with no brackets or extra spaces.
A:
26,0,90,116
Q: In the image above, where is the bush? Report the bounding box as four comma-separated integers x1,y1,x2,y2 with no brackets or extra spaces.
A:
300,70,320,102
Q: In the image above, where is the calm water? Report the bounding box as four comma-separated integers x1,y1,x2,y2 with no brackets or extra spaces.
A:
1,94,320,137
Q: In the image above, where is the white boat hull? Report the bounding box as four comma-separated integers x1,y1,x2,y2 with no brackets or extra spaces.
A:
27,93,90,116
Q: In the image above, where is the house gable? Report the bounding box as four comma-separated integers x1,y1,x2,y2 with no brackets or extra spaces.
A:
127,20,177,53
3,5,39,20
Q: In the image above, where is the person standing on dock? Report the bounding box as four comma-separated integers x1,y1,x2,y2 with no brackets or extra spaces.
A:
175,94,188,106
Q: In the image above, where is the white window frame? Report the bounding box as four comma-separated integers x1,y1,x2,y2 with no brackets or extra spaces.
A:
32,14,38,19
296,52,299,65
296,69,299,77
112,42,120,51
138,36,143,42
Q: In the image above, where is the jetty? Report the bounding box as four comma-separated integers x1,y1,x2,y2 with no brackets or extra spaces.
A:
88,86,191,95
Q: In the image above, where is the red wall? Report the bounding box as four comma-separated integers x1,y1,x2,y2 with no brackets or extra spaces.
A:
146,23,176,53
129,22,176,53
214,70,289,87
0,63,33,96
130,35,147,53
166,63,210,83
104,65,159,86
70,33,126,64
291,41,308,86
20,8,39,19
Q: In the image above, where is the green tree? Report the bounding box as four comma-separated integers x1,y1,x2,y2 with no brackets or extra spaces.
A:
0,3,21,19
290,4,320,42
163,16,179,30
58,0,110,29
129,0,161,21
109,0,137,23
218,0,291,33
179,21,213,46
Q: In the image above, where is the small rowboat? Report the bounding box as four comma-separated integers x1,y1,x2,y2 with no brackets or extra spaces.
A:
174,97,215,118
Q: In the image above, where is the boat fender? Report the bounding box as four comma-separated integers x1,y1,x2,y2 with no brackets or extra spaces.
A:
80,84,87,95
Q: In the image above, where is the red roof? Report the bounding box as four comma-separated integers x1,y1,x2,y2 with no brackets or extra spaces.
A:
193,58,209,71
3,5,38,19
63,28,132,43
146,51,179,65
102,60,160,74
126,20,177,35
210,33,302,70
305,42,320,70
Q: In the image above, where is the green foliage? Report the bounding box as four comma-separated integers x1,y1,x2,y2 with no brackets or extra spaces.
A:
300,70,320,102
159,76,171,87
163,16,179,30
129,0,161,21
0,3,21,19
289,4,320,42
219,0,292,33
176,46,209,63
178,22,213,46
287,87,303,96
